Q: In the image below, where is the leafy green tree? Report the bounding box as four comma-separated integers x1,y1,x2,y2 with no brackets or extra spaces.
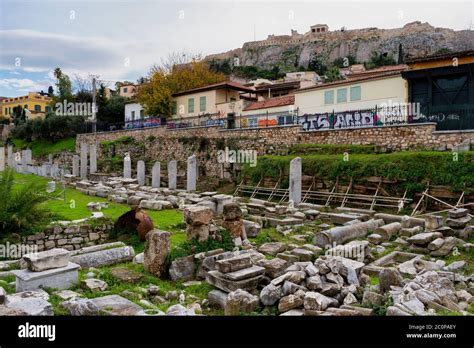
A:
53,67,74,104
324,66,343,82
138,59,226,117
333,55,357,68
12,106,26,125
98,95,125,125
308,55,327,75
0,169,51,234
209,59,232,75
364,51,397,69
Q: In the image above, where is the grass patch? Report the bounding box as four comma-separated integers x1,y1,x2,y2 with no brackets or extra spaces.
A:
0,275,16,294
65,262,219,315
290,143,377,155
11,137,76,158
242,151,474,196
11,173,185,247
168,230,235,262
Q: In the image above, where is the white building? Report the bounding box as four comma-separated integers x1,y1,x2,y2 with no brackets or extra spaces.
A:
124,101,145,123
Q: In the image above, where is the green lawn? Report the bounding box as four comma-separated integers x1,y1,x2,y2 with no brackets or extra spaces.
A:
47,262,219,316
12,173,185,246
11,137,76,158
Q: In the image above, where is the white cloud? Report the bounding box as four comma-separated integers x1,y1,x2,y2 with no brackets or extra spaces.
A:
0,78,51,92
0,29,158,82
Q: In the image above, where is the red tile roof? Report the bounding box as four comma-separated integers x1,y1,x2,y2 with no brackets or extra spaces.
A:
243,95,295,111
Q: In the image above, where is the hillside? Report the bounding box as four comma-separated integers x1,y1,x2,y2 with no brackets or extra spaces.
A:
205,21,474,73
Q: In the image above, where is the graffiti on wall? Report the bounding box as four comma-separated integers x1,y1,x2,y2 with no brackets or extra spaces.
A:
301,110,382,131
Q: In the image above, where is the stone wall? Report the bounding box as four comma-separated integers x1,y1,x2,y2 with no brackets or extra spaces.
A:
75,123,474,179
22,221,113,252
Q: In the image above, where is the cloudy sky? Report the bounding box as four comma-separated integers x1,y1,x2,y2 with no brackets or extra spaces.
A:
0,0,472,97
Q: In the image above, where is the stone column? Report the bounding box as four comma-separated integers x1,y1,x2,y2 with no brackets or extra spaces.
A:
80,142,88,178
123,154,131,179
0,147,5,171
152,162,161,188
7,145,13,168
24,149,32,164
168,160,177,189
89,144,97,174
187,155,197,191
144,230,170,278
137,160,145,186
72,155,80,177
42,163,51,177
21,150,28,173
289,157,302,205
51,163,59,178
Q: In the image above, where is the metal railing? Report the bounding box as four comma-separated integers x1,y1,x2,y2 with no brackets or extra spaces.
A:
299,104,473,132
78,104,473,133
408,105,474,131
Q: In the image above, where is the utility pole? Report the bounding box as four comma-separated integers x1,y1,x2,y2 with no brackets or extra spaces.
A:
92,76,97,133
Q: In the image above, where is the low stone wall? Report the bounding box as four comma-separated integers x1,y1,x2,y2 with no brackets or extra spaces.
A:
22,221,114,252
75,123,474,178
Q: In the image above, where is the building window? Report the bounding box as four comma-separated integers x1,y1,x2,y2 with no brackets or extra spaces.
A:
24,104,28,109
324,90,334,105
45,106,51,112
350,86,361,101
131,111,135,120
34,105,41,112
140,109,144,119
199,96,206,112
123,87,128,93
188,98,194,113
337,88,347,103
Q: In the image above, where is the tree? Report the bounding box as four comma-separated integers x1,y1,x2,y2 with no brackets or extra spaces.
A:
324,66,344,83
53,67,73,104
397,44,404,64
364,51,397,69
12,106,26,125
308,54,327,75
138,58,226,117
103,95,126,124
97,93,125,125
209,59,232,75
0,169,51,234
47,86,54,96
333,55,357,68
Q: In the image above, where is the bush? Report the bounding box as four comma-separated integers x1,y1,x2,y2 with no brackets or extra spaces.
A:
168,229,235,262
0,169,52,234
10,115,86,142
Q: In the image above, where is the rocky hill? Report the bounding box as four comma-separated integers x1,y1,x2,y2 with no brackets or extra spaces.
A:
205,21,474,71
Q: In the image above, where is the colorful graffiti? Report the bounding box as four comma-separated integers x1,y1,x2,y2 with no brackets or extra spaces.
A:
125,117,161,129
